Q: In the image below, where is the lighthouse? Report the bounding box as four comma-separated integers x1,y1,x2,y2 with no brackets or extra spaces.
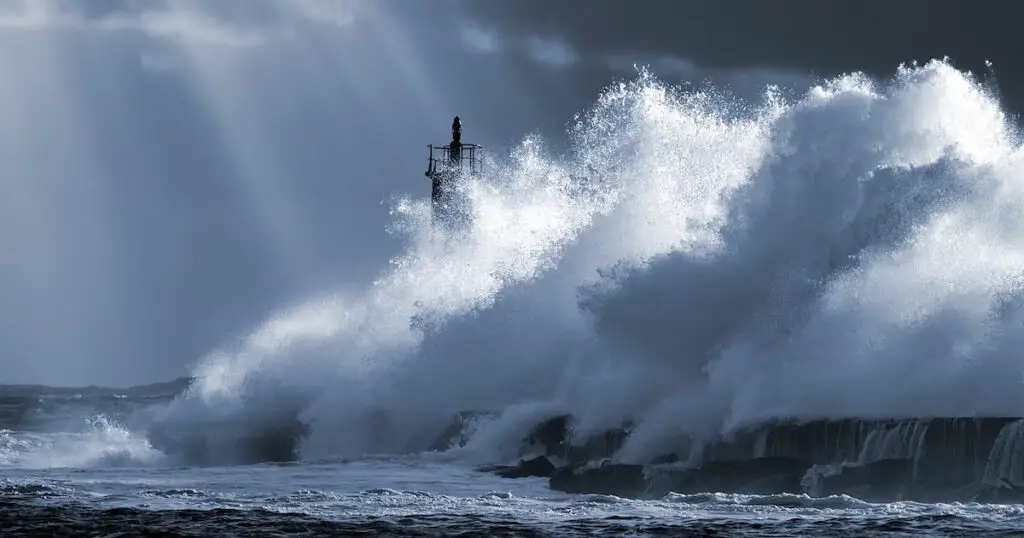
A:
424,116,482,227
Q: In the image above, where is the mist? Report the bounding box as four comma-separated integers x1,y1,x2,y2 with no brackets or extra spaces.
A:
0,0,553,386
130,55,1024,470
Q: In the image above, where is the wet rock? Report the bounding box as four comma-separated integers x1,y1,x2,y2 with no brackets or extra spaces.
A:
817,458,913,501
742,472,804,495
522,415,571,457
521,414,630,464
428,410,496,451
647,453,679,465
549,463,647,497
970,479,1024,504
488,456,557,479
718,417,1019,478
148,417,309,465
484,413,1024,503
648,457,809,496
567,426,632,466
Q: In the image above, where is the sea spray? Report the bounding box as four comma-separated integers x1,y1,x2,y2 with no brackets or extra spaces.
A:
149,59,1024,466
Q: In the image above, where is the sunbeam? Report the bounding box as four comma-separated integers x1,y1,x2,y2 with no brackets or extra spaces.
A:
2,1,1024,533
0,17,143,383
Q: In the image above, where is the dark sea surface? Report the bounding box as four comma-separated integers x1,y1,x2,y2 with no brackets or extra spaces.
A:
2,381,1023,537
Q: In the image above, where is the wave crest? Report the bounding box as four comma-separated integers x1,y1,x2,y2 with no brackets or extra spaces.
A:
149,58,1024,465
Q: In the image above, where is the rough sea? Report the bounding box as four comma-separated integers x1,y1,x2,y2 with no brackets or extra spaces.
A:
5,4,1024,534
2,382,1023,536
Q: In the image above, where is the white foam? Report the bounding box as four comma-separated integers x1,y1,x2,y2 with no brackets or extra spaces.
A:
0,415,161,469
154,59,1024,464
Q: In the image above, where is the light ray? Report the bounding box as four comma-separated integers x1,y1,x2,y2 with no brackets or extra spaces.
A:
0,21,139,384
173,41,320,283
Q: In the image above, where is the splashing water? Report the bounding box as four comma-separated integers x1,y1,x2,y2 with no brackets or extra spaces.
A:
152,59,1024,465
1,416,160,469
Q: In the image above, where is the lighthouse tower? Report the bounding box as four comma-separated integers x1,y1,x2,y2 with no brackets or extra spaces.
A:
424,116,482,227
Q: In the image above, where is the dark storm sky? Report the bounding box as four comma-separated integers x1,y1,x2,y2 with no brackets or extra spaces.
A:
455,0,1024,121
0,0,1019,387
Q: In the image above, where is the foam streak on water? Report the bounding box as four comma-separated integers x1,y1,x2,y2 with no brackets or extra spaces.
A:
146,59,1024,469
4,457,1022,537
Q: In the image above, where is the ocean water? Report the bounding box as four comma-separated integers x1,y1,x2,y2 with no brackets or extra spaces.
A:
2,387,1024,537
4,20,1024,536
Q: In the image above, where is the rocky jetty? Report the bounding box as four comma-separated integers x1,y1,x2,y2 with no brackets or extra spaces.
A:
452,414,1024,504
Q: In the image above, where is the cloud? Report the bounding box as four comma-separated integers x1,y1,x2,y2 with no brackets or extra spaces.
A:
458,22,500,54
0,1,262,46
525,35,577,68
455,19,578,69
289,0,360,28
0,0,360,48
454,18,799,94
111,7,268,47
452,0,1024,113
